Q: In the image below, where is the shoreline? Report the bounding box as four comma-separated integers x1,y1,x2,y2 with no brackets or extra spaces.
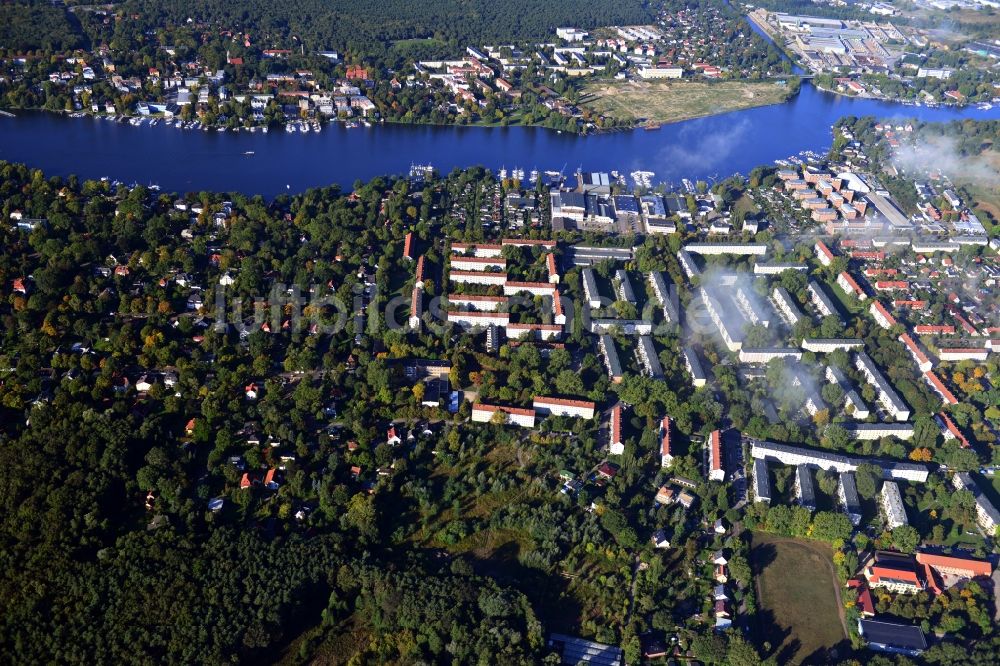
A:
0,78,806,138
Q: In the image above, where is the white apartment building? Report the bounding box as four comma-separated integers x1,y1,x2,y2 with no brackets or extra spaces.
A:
447,310,510,329
801,338,864,353
589,319,654,335
754,262,808,275
953,473,1000,536
648,272,679,323
738,348,803,364
582,268,602,308
939,348,988,362
879,480,908,529
677,249,701,280
532,396,595,419
771,287,804,326
448,295,508,311
870,300,898,330
450,256,507,271
471,403,536,428
750,440,928,482
504,281,557,297
735,286,771,328
685,242,768,256
815,240,835,267
837,271,867,301
449,270,508,286
843,422,915,440
636,335,664,379
683,346,707,387
825,365,870,419
808,280,838,318
599,334,624,383
451,242,503,257
505,323,562,341
615,269,637,304
856,351,910,421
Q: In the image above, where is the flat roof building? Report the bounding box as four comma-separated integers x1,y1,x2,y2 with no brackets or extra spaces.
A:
952,472,1000,536
771,286,804,327
598,334,623,383
677,249,700,280
856,351,910,421
843,422,914,440
738,348,803,364
683,346,707,387
839,472,862,525
796,464,817,511
636,335,664,380
753,458,772,504
802,338,864,353
648,272,678,323
826,365,870,419
750,440,928,482
879,480,908,529
581,268,602,309
808,280,839,318
615,269,636,304
858,620,926,657
685,242,768,256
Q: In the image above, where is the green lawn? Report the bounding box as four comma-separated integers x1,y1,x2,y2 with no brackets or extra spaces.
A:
750,532,848,664
578,78,794,125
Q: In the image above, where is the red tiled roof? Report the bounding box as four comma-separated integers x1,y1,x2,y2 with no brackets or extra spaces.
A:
710,430,722,471
924,371,957,405
916,552,992,577
473,402,535,417
507,323,562,330
451,256,507,265
611,404,622,445
450,270,507,278
869,565,921,585
915,325,955,335
450,294,507,303
451,242,502,250
502,238,555,247
505,280,554,290
533,396,595,408
660,417,672,457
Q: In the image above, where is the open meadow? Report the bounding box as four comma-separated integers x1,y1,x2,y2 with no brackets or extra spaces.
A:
750,532,848,664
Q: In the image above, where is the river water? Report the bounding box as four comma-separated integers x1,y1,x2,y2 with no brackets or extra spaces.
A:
2,28,999,200
1,88,996,197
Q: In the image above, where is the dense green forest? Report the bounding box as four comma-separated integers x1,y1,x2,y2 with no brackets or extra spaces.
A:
0,1,85,52
130,0,653,51
0,0,652,57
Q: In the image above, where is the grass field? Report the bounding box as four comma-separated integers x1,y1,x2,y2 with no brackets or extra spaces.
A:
750,532,848,664
578,79,794,125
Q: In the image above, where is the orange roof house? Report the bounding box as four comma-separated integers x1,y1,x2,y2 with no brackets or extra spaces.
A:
915,552,992,579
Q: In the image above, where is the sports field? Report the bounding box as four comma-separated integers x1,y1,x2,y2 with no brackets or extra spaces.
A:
579,79,793,125
750,532,848,664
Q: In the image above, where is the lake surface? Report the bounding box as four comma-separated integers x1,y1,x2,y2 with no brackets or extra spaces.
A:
1,84,998,196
